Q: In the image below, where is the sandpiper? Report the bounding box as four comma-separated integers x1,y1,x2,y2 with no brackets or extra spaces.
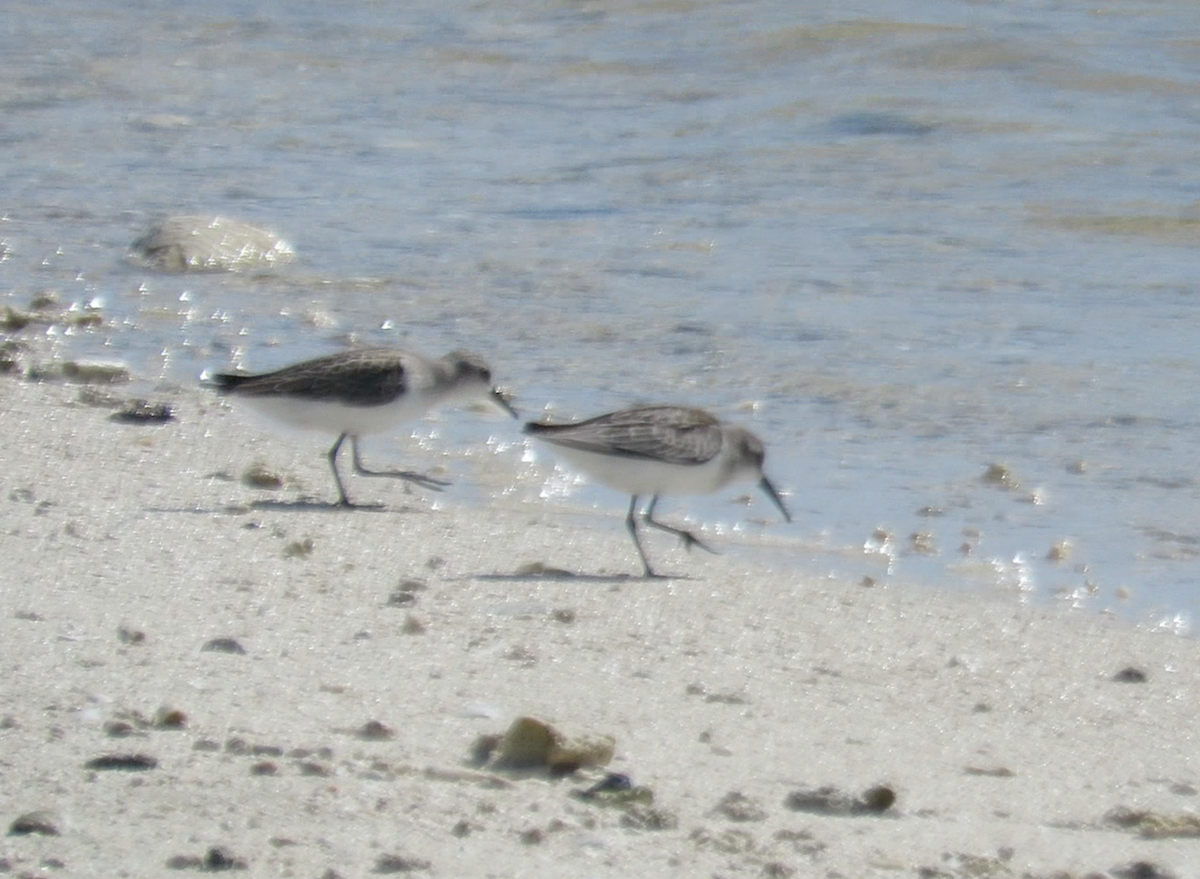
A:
209,347,517,507
524,404,790,576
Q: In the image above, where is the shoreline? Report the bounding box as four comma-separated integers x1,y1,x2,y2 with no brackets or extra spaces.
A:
1,375,1198,878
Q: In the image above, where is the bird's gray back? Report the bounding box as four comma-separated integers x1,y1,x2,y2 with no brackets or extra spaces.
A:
212,348,408,407
527,405,724,466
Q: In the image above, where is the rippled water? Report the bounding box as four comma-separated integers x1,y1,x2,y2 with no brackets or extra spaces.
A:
4,0,1200,627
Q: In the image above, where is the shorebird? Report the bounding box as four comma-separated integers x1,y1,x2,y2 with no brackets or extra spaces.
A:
524,404,790,576
209,347,517,507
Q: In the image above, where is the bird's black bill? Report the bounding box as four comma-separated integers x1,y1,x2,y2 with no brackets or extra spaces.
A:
758,476,791,523
491,387,519,419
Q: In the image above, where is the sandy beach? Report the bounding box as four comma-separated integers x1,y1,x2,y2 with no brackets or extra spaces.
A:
2,370,1199,879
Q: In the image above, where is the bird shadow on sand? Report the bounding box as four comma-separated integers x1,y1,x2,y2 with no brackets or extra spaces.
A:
248,498,390,513
144,499,428,515
245,496,441,513
473,563,695,583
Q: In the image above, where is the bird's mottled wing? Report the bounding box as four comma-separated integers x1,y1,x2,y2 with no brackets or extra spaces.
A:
212,348,408,406
528,405,723,465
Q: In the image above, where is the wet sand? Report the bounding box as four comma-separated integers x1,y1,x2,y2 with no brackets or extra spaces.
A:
1,375,1197,878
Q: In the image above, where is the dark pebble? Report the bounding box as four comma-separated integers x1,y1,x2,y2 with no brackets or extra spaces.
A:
1111,862,1178,879
202,637,246,655
155,708,188,729
104,720,141,738
110,400,176,424
374,853,432,873
8,810,61,836
117,627,146,644
784,784,896,816
1113,667,1149,683
204,846,248,871
297,761,332,777
85,753,158,771
358,720,395,741
580,773,633,798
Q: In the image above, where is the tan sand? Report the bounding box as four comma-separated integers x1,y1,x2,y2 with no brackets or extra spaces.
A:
1,375,1198,878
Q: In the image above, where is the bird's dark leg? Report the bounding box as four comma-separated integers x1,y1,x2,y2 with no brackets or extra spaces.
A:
642,495,718,556
625,494,660,578
350,436,450,492
327,433,354,507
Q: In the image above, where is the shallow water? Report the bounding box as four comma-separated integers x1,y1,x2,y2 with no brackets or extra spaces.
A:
3,0,1200,627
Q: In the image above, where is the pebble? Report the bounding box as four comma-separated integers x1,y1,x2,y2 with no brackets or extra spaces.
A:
1113,666,1149,683
110,400,176,425
357,720,395,741
784,784,895,816
8,809,62,836
84,753,158,771
201,638,246,655
484,716,615,774
374,853,431,873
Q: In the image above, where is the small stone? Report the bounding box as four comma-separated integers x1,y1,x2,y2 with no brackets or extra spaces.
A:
858,785,896,813
374,853,432,873
1047,540,1073,562
358,720,395,741
202,637,246,655
401,614,426,635
250,761,279,776
85,753,158,771
908,531,936,556
784,784,895,816
117,627,146,645
104,720,141,738
982,462,1018,488
552,608,577,624
488,716,615,773
8,810,61,836
242,462,284,490
580,773,633,798
387,591,417,607
1114,667,1149,683
155,707,188,729
1110,862,1179,879
110,400,175,424
203,846,248,871
297,761,332,777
